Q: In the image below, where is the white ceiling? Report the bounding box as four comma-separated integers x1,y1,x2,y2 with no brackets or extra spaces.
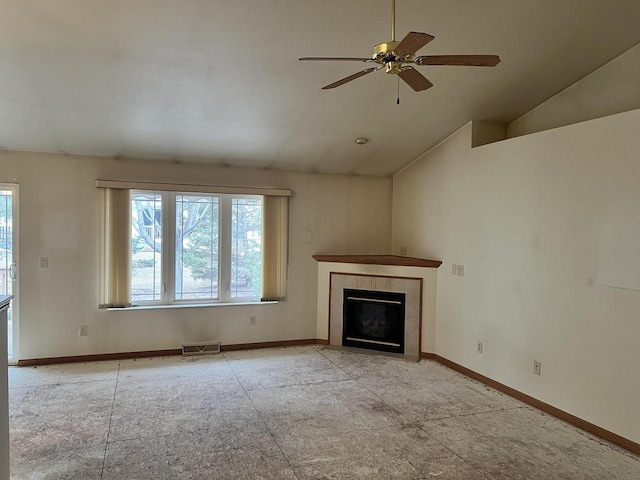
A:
1,1,640,176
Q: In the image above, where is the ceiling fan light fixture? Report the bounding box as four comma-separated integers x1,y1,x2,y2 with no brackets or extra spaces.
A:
355,137,370,145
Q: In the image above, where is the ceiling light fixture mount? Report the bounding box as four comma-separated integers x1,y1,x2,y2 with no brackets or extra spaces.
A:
355,137,370,145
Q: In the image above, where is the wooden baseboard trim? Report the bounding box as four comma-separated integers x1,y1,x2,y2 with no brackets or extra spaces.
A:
420,352,640,455
419,352,437,360
221,338,324,352
16,339,329,366
17,349,182,366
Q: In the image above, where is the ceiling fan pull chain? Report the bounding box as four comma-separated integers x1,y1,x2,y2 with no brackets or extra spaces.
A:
397,76,400,105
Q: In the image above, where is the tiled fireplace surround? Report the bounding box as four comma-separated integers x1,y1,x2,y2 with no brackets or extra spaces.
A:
330,274,422,357
315,256,441,357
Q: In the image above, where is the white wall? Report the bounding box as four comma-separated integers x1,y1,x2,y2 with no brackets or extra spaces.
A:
393,110,640,444
0,151,392,360
508,43,640,138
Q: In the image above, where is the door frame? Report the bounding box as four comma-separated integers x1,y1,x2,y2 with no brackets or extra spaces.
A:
1,184,18,364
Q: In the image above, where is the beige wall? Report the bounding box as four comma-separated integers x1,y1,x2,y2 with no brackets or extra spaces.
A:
393,109,640,444
508,43,640,138
0,151,392,360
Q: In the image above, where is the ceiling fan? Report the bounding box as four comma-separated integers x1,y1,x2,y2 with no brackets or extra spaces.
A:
299,0,500,92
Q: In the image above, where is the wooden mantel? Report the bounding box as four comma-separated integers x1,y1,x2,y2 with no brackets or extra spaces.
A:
312,255,442,268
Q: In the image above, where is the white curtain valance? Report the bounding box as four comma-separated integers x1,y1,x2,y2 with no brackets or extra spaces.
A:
96,180,291,197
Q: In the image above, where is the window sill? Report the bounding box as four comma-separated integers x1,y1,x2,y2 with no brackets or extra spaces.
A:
107,301,278,311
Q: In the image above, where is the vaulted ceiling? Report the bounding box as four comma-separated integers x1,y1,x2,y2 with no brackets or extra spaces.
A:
1,1,640,175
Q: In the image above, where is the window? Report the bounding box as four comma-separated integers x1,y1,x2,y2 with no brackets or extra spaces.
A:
174,194,219,301
97,180,289,309
231,197,263,298
131,191,263,305
131,192,162,302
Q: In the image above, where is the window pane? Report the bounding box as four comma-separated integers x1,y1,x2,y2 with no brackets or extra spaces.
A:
231,197,262,299
0,190,12,359
131,193,162,302
175,195,219,300
0,190,12,296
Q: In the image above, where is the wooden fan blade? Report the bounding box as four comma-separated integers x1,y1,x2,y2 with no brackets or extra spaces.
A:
322,67,379,90
398,67,433,92
299,57,373,62
394,31,435,57
415,55,501,66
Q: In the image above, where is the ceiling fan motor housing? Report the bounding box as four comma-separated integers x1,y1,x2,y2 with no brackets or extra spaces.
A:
373,41,400,56
373,41,410,74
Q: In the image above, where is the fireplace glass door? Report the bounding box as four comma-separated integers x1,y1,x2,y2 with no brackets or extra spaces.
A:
342,289,405,354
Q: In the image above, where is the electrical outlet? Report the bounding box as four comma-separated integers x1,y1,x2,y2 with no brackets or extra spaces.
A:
399,246,408,256
79,325,88,337
457,265,465,276
249,315,256,326
40,257,48,268
533,360,541,376
477,341,483,354
452,264,458,275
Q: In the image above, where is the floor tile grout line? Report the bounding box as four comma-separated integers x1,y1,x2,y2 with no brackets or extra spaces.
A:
437,440,502,480
15,386,32,410
9,378,119,389
100,361,121,479
316,347,414,424
430,405,527,421
421,432,496,480
409,403,534,469
221,352,301,480
242,377,354,392
571,427,640,462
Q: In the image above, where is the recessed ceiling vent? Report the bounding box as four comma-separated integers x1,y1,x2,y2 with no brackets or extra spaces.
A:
181,342,221,356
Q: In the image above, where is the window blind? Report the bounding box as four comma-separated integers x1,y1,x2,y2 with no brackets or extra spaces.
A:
98,188,132,308
261,195,289,301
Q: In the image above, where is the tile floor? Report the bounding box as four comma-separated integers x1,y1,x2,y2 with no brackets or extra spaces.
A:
7,346,640,479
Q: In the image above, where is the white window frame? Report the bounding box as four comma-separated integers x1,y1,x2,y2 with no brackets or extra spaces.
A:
132,190,262,306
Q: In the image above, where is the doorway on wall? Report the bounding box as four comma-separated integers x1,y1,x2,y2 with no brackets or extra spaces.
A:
0,185,18,363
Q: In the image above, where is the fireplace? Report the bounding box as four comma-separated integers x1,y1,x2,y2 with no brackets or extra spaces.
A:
342,289,406,354
324,273,427,358
316,256,442,359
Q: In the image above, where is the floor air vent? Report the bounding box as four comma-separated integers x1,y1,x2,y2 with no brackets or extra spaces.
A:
181,342,221,356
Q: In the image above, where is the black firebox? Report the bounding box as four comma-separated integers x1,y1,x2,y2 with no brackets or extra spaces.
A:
342,289,405,354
